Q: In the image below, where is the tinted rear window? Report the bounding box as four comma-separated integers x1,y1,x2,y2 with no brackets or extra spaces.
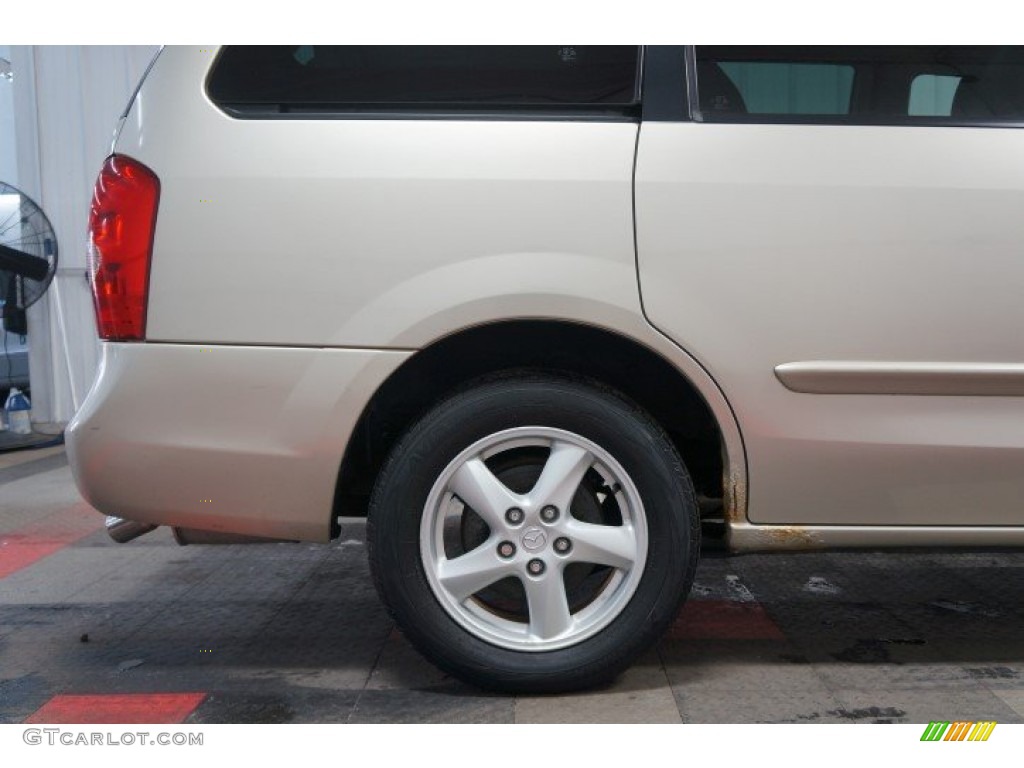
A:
207,46,641,113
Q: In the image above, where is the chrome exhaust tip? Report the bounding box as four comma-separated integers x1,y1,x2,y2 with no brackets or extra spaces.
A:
105,516,158,543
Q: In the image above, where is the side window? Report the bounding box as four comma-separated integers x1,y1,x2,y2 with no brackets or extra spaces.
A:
207,46,640,117
714,61,854,115
909,74,961,117
695,46,1024,125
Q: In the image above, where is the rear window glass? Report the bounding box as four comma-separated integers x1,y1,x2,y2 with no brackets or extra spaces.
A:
207,46,641,113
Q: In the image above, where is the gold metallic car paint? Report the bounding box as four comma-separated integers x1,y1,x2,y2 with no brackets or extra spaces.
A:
123,49,647,352
636,120,1024,529
67,342,410,542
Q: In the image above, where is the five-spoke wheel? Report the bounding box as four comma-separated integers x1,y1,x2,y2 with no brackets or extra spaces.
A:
422,427,648,651
368,375,699,692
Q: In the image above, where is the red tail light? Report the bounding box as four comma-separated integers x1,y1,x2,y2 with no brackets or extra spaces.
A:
87,155,160,341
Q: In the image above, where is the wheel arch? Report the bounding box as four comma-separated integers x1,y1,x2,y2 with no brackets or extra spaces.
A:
331,319,747,539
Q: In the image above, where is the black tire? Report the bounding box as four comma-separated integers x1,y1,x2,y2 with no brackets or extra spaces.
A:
367,373,699,693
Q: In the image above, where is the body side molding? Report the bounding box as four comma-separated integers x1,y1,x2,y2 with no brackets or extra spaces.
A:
776,361,1024,396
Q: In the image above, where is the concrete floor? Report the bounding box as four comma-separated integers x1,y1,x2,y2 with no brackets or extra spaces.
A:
2,447,1024,724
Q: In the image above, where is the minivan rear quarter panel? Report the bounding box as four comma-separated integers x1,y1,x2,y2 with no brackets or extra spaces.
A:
122,48,644,351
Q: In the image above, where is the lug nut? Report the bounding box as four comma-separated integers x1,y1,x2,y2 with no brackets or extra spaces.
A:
540,505,559,523
527,558,546,575
505,507,524,525
498,541,516,558
553,537,571,554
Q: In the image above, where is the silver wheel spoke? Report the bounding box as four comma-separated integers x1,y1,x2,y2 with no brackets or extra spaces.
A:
564,520,637,571
450,457,519,530
528,441,592,511
421,426,648,652
524,570,573,640
438,542,513,602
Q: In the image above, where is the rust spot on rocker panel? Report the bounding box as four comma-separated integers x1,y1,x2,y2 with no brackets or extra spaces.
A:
729,523,827,553
763,526,824,549
720,450,825,553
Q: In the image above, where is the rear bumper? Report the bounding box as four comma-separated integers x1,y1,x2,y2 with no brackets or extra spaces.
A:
66,342,410,541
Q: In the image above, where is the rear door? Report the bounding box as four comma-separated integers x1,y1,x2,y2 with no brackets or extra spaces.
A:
636,46,1024,527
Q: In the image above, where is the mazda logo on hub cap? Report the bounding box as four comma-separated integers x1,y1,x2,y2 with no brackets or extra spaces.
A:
521,526,547,552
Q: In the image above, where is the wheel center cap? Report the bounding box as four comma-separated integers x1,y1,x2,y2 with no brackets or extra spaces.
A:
521,526,547,552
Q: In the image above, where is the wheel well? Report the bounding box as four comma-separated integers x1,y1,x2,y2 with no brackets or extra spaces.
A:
332,321,726,534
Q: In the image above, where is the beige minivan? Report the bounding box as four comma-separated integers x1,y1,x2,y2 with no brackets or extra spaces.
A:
68,45,1024,692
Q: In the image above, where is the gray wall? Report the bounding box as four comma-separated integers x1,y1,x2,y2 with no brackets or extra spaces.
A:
0,46,16,186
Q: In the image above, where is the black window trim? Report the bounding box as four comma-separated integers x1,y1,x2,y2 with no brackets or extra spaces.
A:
205,45,645,123
639,46,690,122
686,45,1024,129
683,46,699,121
